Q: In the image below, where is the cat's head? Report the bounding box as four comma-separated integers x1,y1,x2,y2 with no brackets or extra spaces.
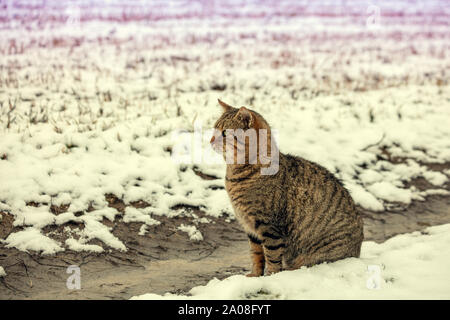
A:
210,99,276,167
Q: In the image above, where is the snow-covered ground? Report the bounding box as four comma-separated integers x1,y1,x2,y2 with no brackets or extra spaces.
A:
132,223,450,299
0,1,449,257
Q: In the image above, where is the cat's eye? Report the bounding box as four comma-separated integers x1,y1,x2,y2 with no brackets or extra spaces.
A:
221,130,226,137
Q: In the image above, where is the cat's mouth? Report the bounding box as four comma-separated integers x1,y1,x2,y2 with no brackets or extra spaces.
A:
210,141,223,154
210,135,230,155
210,128,271,166
210,129,232,155
210,136,252,166
210,132,222,153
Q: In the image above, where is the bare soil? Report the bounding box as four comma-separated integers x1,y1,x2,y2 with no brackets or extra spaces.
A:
1,168,449,300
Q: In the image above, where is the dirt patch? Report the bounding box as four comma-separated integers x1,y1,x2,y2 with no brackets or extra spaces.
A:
362,160,449,242
0,206,248,299
361,195,450,243
0,212,15,239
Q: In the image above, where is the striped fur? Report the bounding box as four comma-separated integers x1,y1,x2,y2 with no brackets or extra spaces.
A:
211,100,364,276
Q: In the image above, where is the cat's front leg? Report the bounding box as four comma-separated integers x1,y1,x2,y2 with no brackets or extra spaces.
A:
260,227,285,275
246,234,265,277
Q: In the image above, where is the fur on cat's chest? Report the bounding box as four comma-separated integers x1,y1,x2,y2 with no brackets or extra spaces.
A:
228,194,259,235
225,179,262,235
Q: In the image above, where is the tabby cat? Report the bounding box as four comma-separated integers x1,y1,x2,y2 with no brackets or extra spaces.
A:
210,99,364,276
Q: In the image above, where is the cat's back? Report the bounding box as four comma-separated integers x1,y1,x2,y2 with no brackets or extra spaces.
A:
278,154,363,265
281,153,361,227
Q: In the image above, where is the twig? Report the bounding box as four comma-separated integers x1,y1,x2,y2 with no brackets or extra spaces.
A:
25,252,67,268
0,277,26,294
7,98,17,129
361,133,386,151
20,259,33,288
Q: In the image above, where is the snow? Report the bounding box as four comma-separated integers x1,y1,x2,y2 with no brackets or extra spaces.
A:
2,227,64,255
178,224,204,242
0,0,449,253
78,217,127,251
423,171,448,186
366,182,413,204
65,238,104,253
123,207,161,226
138,224,149,236
131,223,450,300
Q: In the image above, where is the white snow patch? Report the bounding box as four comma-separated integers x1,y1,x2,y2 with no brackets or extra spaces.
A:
366,182,413,204
123,207,161,226
65,238,104,253
418,189,450,198
3,227,64,255
78,217,127,251
138,224,148,236
347,183,384,211
422,171,448,186
178,224,204,241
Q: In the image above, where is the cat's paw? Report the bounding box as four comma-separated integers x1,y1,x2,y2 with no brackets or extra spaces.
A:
246,272,263,277
264,269,281,276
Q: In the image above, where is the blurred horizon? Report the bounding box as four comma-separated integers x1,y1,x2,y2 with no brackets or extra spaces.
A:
1,0,449,24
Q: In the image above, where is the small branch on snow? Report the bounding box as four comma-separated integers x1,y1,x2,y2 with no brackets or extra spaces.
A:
361,133,386,152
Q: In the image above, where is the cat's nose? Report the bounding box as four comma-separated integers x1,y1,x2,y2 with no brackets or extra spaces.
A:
210,136,215,144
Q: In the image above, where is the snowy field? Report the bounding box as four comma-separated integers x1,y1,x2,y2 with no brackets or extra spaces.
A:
0,0,449,299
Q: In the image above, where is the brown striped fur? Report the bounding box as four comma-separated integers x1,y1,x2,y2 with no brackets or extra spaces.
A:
211,99,364,276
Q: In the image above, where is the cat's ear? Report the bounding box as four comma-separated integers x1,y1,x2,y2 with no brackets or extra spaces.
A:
218,99,233,112
235,106,254,127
